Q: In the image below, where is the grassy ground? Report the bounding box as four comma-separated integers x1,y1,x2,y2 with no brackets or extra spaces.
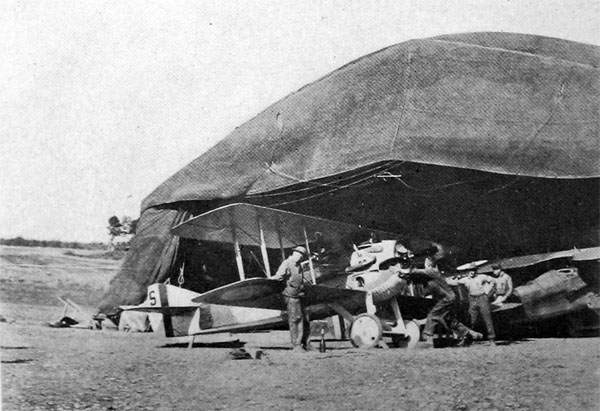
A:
1,246,599,411
0,245,119,321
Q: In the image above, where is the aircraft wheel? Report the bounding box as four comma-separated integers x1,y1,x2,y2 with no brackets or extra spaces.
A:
349,313,383,348
391,320,420,349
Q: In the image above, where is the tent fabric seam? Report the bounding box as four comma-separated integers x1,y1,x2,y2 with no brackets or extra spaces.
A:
429,38,599,69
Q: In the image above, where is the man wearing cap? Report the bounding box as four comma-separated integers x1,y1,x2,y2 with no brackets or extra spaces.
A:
491,263,513,305
272,246,311,352
447,268,497,345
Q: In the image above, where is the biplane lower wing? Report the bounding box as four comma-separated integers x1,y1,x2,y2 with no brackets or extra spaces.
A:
186,316,287,335
120,305,197,315
191,278,366,311
191,278,435,321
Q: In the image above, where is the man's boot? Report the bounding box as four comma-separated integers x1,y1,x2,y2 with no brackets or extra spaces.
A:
292,344,306,353
456,333,472,347
468,330,483,340
420,334,434,349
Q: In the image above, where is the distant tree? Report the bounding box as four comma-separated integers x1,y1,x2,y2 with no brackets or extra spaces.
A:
107,216,122,236
0,237,105,250
120,216,133,234
130,219,138,234
107,215,137,251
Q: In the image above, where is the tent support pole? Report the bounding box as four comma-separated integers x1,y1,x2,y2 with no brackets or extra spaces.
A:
258,218,271,277
303,226,316,284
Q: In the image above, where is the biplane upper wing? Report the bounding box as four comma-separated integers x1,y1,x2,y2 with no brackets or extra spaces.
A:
171,202,400,248
477,247,600,274
572,247,600,262
191,278,366,311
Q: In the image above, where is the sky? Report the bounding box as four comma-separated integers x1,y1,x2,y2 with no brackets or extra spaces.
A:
1,0,598,243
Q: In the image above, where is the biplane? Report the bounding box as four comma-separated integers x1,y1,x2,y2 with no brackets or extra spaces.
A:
455,247,600,337
122,203,435,349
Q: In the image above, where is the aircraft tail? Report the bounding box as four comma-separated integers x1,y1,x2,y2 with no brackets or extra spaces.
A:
121,283,203,337
122,283,286,338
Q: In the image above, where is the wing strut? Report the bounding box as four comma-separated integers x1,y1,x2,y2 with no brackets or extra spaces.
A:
229,208,245,281
257,217,272,277
303,225,317,284
276,217,285,260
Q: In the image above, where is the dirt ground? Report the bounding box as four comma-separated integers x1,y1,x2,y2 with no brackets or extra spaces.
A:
1,246,599,411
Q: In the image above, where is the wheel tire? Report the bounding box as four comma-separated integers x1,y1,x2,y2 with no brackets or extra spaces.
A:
349,314,383,348
391,320,420,349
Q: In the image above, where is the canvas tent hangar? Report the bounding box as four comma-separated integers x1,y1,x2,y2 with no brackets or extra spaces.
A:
98,32,599,315
141,31,599,214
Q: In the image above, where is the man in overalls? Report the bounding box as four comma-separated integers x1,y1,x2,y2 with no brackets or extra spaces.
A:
272,246,311,352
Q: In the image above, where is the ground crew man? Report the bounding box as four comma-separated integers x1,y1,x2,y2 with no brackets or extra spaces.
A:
398,258,482,348
491,262,513,305
272,246,311,352
447,269,497,345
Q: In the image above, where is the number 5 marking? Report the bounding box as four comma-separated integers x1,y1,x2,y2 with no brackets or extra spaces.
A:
149,290,157,306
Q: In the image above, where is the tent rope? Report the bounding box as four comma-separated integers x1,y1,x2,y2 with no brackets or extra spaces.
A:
178,262,185,287
267,171,379,207
245,161,396,199
376,171,488,192
264,160,394,187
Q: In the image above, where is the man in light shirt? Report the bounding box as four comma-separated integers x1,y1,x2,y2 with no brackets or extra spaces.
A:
447,268,497,345
491,262,513,305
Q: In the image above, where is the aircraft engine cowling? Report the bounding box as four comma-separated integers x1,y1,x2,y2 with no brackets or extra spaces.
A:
368,274,409,304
